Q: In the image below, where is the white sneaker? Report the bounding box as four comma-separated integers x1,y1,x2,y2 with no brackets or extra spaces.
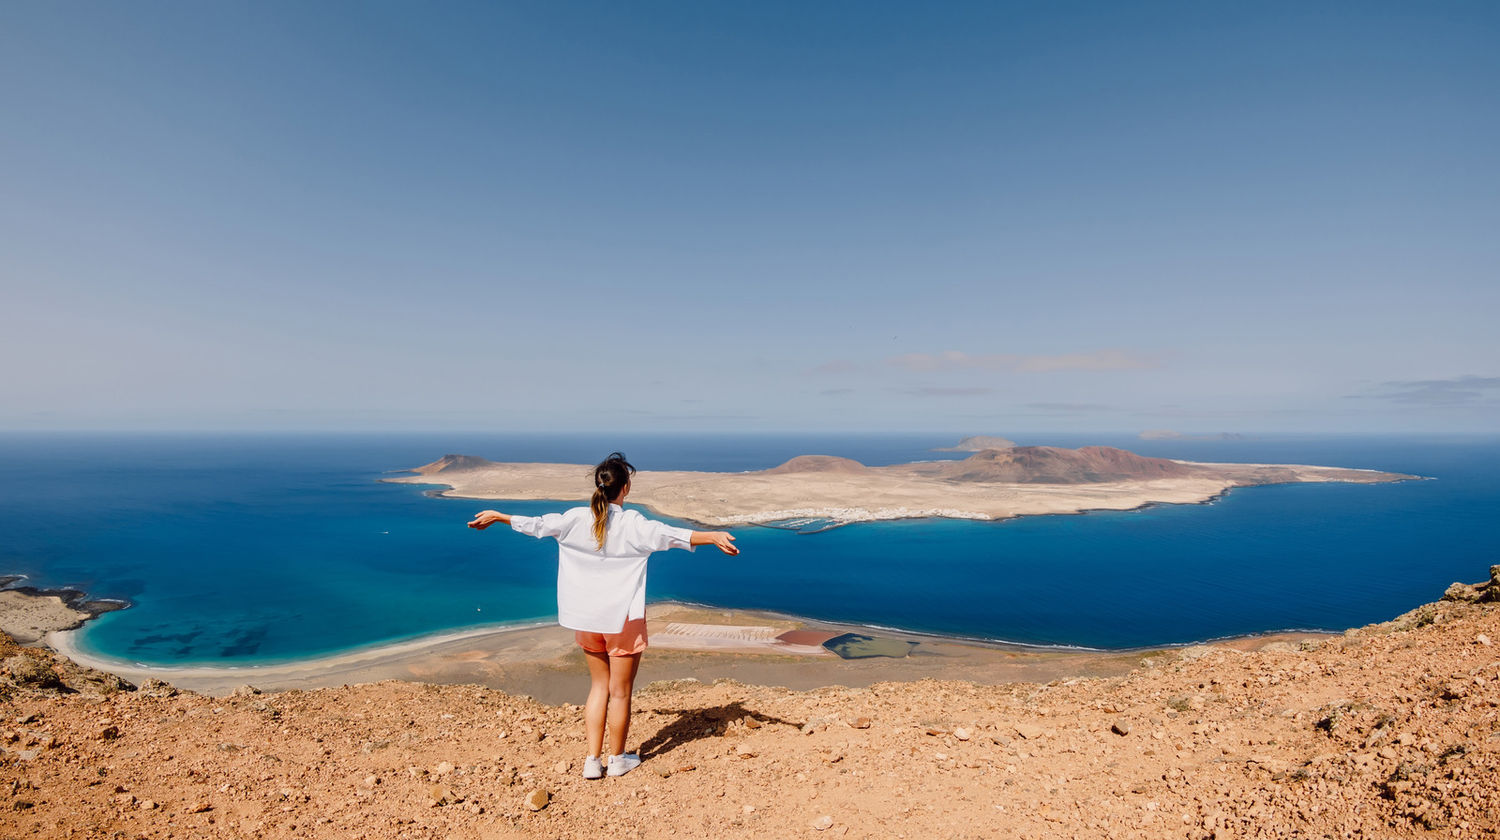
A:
606,753,641,777
582,756,604,780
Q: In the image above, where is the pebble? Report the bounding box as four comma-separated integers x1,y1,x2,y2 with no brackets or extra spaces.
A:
554,761,569,774
1111,722,1132,737
954,727,972,741
524,789,550,811
852,717,872,730
1478,634,1492,646
431,761,455,776
811,815,834,831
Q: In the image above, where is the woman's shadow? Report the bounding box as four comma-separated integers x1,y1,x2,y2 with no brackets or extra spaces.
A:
637,701,800,761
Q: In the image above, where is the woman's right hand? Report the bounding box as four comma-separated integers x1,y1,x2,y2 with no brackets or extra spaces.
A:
468,510,509,530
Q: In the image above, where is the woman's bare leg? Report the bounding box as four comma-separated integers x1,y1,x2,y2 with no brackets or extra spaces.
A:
583,649,611,758
606,652,642,757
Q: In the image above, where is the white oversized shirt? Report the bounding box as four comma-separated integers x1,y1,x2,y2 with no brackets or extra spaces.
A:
510,504,694,633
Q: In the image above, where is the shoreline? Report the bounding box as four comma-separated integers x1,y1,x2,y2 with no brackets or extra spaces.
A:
32,596,1334,703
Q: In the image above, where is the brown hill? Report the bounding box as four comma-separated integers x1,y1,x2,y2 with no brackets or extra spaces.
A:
761,455,870,475
926,445,1197,484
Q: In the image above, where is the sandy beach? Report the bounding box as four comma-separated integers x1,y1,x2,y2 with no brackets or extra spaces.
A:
38,600,1328,704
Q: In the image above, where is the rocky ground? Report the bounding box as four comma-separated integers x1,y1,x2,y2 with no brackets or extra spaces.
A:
2,569,1497,840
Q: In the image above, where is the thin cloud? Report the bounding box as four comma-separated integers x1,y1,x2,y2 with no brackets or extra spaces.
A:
819,388,855,396
810,359,860,375
895,386,996,397
1026,402,1110,412
1351,376,1500,406
887,349,1155,373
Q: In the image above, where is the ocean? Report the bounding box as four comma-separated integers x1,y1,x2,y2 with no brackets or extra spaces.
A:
1,432,1494,663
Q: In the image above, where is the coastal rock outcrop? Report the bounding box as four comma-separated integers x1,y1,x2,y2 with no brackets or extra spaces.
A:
0,632,133,699
1443,564,1500,604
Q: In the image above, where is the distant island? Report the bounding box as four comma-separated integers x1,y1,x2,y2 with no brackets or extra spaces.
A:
1139,430,1247,441
388,444,1419,528
932,435,1016,452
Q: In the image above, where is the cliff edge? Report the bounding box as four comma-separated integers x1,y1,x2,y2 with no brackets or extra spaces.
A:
3,569,1497,838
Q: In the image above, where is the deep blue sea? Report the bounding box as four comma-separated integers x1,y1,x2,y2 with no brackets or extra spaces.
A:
1,432,1495,663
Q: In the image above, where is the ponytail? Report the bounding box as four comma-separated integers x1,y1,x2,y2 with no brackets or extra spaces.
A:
590,452,636,550
590,486,610,550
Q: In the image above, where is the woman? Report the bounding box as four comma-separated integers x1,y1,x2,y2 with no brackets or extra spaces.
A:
467,452,738,778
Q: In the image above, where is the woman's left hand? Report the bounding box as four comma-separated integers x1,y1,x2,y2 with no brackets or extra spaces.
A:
708,531,739,555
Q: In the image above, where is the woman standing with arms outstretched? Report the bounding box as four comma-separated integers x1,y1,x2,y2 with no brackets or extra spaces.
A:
467,452,738,778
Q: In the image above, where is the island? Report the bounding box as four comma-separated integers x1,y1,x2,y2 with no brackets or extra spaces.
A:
385,444,1419,528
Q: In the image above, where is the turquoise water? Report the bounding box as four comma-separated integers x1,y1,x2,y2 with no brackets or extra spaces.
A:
0,432,1493,662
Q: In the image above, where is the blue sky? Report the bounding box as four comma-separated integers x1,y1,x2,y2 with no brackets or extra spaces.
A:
2,1,1496,434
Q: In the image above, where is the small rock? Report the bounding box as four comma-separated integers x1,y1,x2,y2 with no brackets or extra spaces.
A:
852,717,872,729
737,747,757,759
1111,722,1133,737
431,761,455,776
15,713,38,725
954,727,972,741
653,764,672,778
811,815,834,831
231,684,261,697
554,760,570,774
1014,723,1044,740
184,801,212,814
743,805,756,814
743,716,762,729
138,678,178,698
97,725,120,741
428,784,452,806
1478,633,1492,646
924,724,950,736
524,789,550,811
362,775,378,788
139,800,157,811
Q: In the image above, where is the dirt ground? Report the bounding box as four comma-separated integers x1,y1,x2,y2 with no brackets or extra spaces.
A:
2,583,1498,839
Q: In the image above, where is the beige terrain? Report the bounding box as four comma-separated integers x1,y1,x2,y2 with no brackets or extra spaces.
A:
2,569,1497,839
44,601,1314,705
386,446,1418,527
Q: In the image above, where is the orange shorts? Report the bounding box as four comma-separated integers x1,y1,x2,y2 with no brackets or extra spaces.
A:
575,617,648,657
